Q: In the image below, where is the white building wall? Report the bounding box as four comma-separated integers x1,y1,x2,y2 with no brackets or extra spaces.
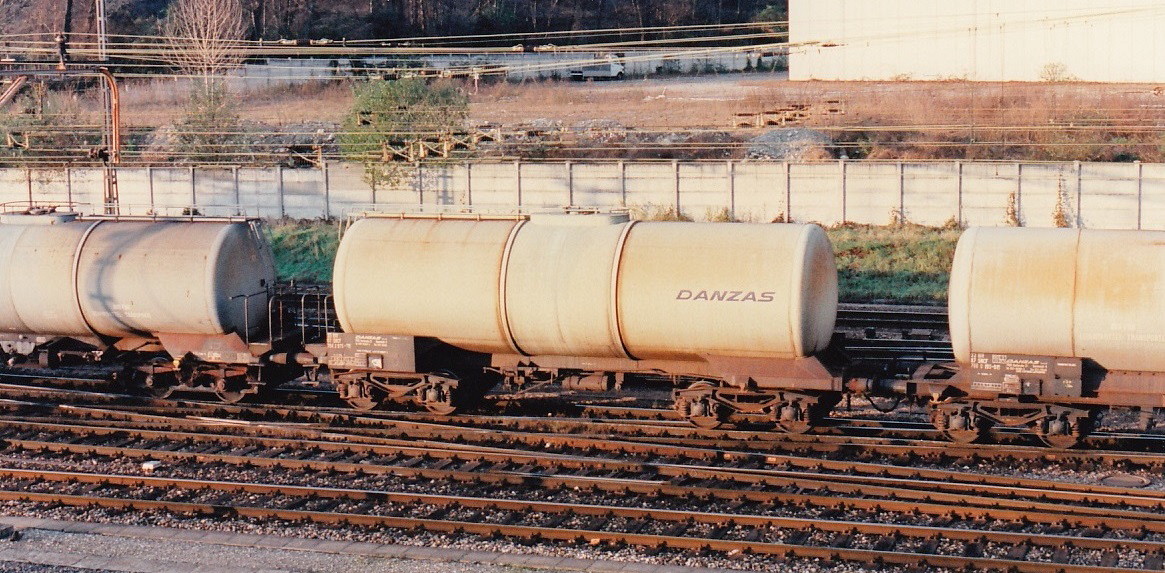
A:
790,0,1165,82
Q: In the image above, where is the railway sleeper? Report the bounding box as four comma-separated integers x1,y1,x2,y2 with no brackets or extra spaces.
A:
929,400,1095,448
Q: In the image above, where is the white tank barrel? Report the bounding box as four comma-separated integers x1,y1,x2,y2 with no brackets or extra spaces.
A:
0,215,275,340
334,215,838,360
949,227,1165,372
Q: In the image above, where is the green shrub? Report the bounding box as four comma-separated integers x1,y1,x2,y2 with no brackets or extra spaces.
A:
827,224,960,303
264,220,340,283
339,78,468,192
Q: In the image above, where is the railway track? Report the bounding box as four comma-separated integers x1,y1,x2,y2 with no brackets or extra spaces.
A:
3,464,1163,572
2,380,1164,462
0,304,1159,571
836,303,949,332
0,382,1162,570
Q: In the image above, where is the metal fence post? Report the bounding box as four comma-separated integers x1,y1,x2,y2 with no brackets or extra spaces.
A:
566,161,574,206
25,167,31,207
66,167,72,208
619,160,627,206
190,166,197,208
147,166,155,212
416,163,423,206
466,162,473,208
277,165,285,218
898,161,905,222
515,160,523,207
956,161,963,225
1017,163,1024,221
322,162,330,220
785,162,792,222
673,160,681,215
1137,161,1144,230
1075,160,1083,228
726,160,735,220
840,159,847,224
233,166,241,215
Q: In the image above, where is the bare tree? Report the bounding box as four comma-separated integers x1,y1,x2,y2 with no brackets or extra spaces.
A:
164,0,247,87
163,0,248,164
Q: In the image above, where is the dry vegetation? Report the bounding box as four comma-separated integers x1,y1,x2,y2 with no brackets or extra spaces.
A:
142,75,1165,162
478,77,1165,161
17,74,1165,163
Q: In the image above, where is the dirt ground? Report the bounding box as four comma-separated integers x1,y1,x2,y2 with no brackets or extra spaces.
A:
103,72,1165,162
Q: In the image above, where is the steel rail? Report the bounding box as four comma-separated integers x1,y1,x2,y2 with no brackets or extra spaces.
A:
2,378,1164,477
4,422,1165,533
0,468,1155,573
5,400,1165,501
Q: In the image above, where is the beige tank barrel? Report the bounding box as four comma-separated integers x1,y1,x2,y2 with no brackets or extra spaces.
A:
504,215,629,357
334,216,838,361
617,222,837,360
949,227,1165,372
333,217,522,354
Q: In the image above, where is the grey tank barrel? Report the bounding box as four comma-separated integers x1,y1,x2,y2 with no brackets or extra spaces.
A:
0,213,275,340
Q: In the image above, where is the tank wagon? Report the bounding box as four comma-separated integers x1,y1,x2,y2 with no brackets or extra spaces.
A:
329,213,849,430
8,210,1165,448
0,212,283,401
909,227,1165,446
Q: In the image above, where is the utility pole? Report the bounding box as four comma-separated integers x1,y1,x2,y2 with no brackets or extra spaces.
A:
96,0,108,62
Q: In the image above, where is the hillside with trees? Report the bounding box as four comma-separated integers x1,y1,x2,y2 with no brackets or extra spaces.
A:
1,0,787,41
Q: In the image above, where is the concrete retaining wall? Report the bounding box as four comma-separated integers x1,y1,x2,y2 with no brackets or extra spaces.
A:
2,160,1162,229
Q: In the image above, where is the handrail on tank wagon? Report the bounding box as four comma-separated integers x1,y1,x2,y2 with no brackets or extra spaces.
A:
266,283,336,346
301,291,336,341
0,203,263,224
342,207,632,235
351,206,630,222
0,202,81,214
82,214,261,223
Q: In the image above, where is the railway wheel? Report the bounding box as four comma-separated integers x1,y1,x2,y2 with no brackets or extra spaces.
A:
147,381,175,399
931,405,989,444
774,400,816,434
676,382,725,429
420,372,458,415
140,370,177,399
214,388,246,404
345,396,378,411
338,379,384,411
1034,410,1092,449
210,375,250,404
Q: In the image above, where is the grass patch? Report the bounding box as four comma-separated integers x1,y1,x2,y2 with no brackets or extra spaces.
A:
261,219,961,303
828,223,960,304
264,220,340,283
